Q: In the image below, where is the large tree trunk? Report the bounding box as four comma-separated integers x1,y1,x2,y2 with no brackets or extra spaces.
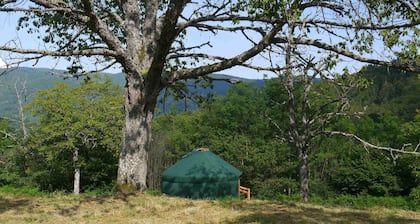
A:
116,73,159,193
298,145,309,202
117,111,153,192
115,0,161,193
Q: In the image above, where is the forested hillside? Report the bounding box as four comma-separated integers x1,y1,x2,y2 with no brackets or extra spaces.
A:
0,65,419,204
0,67,106,120
149,65,419,200
0,67,261,122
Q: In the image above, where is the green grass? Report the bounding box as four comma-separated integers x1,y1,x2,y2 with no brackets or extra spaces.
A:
312,194,419,211
273,193,419,211
0,186,44,197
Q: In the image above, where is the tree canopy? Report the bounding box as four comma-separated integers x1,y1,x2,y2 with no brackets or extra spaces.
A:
25,76,123,192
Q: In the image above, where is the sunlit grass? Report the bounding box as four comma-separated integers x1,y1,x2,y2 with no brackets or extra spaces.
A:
0,191,419,224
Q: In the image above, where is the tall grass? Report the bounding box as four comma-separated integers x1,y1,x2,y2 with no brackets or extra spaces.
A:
312,195,419,211
271,193,419,211
0,186,44,196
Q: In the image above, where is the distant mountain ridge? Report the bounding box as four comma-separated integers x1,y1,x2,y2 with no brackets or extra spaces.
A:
0,67,264,122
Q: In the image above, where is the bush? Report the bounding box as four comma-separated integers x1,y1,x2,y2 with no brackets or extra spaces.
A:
146,188,163,196
311,194,419,211
309,179,337,198
409,186,420,202
83,184,115,196
254,178,298,199
0,186,44,196
275,193,301,202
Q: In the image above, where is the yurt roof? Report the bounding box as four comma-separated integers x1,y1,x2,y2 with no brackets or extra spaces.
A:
162,148,242,183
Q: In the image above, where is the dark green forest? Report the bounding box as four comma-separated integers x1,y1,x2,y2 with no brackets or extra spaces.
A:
0,65,419,203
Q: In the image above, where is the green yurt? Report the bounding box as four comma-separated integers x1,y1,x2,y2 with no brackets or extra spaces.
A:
161,148,242,199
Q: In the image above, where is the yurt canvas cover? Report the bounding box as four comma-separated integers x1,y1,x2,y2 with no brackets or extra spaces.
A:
161,149,242,199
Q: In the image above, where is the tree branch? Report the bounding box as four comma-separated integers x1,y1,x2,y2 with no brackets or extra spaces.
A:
0,0,17,7
0,129,17,142
301,19,420,31
81,0,124,55
324,131,420,160
0,45,119,57
273,37,420,72
168,21,285,83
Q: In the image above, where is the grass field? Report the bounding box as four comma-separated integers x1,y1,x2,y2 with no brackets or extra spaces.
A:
0,192,419,224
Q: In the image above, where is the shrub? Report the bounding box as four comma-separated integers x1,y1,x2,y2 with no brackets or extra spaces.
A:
275,193,301,202
83,185,115,196
310,194,419,211
0,186,43,196
146,188,163,196
409,186,420,202
309,179,337,198
254,178,298,199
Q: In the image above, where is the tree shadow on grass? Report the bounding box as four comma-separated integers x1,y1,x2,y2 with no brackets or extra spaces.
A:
0,192,143,219
0,197,30,214
225,201,419,224
57,204,80,217
56,194,126,217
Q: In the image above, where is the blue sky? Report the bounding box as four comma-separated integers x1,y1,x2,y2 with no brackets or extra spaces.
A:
0,11,274,79
0,8,368,79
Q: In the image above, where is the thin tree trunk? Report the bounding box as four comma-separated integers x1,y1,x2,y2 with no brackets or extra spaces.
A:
14,80,28,140
298,146,309,202
73,147,80,195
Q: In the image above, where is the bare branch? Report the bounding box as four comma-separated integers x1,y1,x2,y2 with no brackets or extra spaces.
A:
0,6,77,13
265,114,288,142
0,116,20,123
168,22,285,83
0,0,17,7
394,0,420,16
202,75,242,84
273,37,420,72
167,53,226,61
0,45,119,57
301,19,420,31
186,23,266,35
178,15,272,30
324,131,420,159
14,79,28,140
81,0,124,54
240,63,291,73
0,129,17,142
169,41,211,55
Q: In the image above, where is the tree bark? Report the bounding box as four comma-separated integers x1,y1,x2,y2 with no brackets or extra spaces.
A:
14,80,28,140
117,123,149,191
73,147,80,195
116,72,159,192
298,146,309,202
117,112,153,192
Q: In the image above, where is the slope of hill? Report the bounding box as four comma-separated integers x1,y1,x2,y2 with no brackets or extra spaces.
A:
0,67,102,120
0,67,264,122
